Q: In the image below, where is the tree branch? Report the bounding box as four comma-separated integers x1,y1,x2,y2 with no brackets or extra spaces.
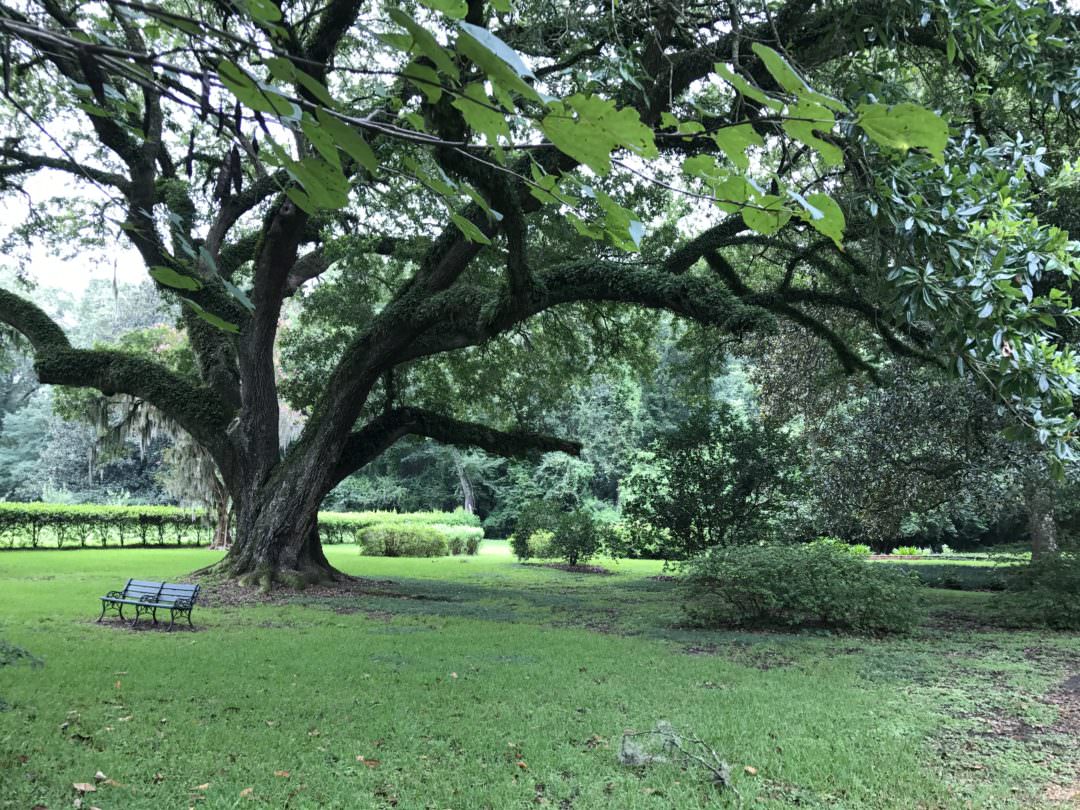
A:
332,406,581,486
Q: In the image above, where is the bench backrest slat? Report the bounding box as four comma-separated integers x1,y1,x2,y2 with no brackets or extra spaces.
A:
120,581,199,603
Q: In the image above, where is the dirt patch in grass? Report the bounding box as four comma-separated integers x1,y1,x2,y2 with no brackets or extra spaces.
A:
94,618,201,633
190,576,401,608
541,563,614,575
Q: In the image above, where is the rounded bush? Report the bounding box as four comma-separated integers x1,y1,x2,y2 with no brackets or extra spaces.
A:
680,544,924,635
999,553,1080,629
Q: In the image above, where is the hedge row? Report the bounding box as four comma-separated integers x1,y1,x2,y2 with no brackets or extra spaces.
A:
0,503,481,549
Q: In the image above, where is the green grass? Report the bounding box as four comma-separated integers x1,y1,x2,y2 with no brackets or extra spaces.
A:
1,544,1078,808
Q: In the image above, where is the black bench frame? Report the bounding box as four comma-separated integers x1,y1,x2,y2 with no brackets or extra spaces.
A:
98,579,200,630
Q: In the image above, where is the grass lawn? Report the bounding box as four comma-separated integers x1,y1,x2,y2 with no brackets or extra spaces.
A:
1,543,1078,809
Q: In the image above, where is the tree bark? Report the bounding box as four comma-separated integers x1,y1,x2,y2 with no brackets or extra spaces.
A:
1025,472,1059,561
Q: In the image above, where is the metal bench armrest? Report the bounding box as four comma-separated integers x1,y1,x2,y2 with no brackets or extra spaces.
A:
104,590,125,599
172,598,193,610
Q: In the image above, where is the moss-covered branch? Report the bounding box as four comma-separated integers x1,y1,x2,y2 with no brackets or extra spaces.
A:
333,407,581,486
35,348,234,455
0,288,71,352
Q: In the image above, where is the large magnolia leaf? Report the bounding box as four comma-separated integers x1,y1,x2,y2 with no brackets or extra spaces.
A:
782,100,843,166
149,266,202,291
452,83,511,142
457,22,540,104
388,9,459,79
711,124,763,171
801,193,846,248
856,103,949,164
742,195,792,235
751,43,848,112
541,94,657,175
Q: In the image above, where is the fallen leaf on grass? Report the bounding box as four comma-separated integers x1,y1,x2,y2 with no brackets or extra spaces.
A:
73,783,96,793
356,756,380,768
239,787,253,798
744,766,758,776
517,761,529,770
114,681,121,689
94,771,107,782
274,770,290,778
195,783,210,790
450,672,458,679
118,715,133,722
153,773,165,784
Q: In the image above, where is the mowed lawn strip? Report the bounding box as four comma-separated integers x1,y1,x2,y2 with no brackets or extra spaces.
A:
0,545,1077,809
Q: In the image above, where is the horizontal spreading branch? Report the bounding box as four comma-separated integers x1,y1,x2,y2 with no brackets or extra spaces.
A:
0,288,234,457
332,406,581,487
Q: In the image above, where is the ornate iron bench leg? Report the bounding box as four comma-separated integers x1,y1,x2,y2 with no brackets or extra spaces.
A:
167,609,176,631
97,602,108,623
118,604,125,621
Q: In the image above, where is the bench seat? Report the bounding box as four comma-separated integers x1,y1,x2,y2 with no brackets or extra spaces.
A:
98,579,200,629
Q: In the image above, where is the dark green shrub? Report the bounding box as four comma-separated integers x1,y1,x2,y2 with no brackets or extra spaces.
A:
899,563,1007,591
620,406,802,560
358,524,448,557
514,529,555,561
550,509,603,566
448,536,465,555
999,553,1080,629
510,500,559,561
465,535,481,555
681,544,924,635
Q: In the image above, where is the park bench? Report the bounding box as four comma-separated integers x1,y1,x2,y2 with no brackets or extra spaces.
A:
98,579,200,630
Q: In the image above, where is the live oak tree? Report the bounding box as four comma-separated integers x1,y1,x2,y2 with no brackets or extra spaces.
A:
0,0,1078,586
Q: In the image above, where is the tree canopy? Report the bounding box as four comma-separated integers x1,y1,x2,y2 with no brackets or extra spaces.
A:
0,0,1077,585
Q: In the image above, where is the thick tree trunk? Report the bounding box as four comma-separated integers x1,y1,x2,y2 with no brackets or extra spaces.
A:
1025,473,1059,561
211,448,345,589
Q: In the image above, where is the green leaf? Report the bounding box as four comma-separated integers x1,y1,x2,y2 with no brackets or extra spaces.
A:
293,69,337,108
596,191,643,252
782,100,843,166
801,193,845,248
742,195,791,235
712,63,783,111
711,124,763,171
244,0,282,24
403,61,443,102
451,213,492,243
856,103,949,164
316,109,378,174
419,0,468,19
457,22,540,104
452,83,511,143
750,43,848,112
387,9,460,79
182,298,240,334
286,157,350,209
301,115,341,168
217,60,298,118
149,266,202,291
221,278,255,312
540,94,658,176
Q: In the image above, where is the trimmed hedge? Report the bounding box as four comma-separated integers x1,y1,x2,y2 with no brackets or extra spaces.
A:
357,522,483,557
0,503,212,548
358,524,449,557
0,503,482,549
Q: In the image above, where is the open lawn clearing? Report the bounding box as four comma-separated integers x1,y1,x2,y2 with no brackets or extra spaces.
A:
1,545,1078,809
